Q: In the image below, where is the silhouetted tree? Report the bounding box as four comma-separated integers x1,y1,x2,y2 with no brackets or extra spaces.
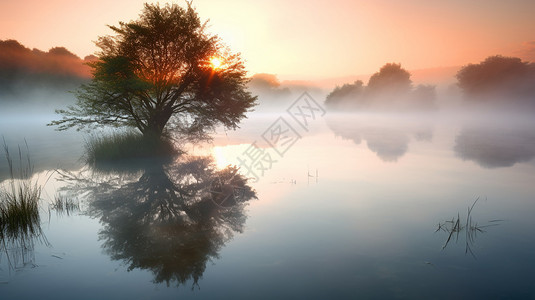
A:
324,80,365,109
49,3,256,141
367,63,412,95
456,55,535,100
324,63,435,110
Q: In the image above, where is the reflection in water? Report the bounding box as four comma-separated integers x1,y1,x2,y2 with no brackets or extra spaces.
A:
60,156,256,287
0,197,48,274
454,121,535,168
1,173,49,274
326,114,433,162
435,198,502,258
0,231,47,276
48,194,80,217
364,129,410,162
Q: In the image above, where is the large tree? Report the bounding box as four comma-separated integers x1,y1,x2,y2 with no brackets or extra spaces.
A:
50,3,256,141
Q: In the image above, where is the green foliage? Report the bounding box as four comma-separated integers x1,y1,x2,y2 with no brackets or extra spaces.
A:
50,3,256,141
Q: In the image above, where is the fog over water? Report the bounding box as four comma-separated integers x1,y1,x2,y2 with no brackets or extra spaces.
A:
2,84,535,298
1,39,535,298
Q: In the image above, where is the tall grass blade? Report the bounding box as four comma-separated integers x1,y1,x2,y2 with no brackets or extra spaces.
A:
1,140,48,273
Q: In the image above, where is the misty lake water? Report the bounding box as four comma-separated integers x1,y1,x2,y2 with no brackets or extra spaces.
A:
1,108,535,299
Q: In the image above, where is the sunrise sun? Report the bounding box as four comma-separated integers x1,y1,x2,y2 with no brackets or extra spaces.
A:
210,57,223,69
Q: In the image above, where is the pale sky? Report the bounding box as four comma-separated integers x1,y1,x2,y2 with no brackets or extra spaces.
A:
1,0,534,79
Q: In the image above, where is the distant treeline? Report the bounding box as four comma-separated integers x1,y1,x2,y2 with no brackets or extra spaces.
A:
326,55,535,111
0,39,92,100
248,73,291,100
246,73,325,111
325,63,436,111
3,39,534,111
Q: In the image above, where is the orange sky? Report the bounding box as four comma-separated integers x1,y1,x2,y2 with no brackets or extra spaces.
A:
1,0,534,80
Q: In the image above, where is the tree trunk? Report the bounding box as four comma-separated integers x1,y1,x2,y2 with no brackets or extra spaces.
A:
142,110,172,141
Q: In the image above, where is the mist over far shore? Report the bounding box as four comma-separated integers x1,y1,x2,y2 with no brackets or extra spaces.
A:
1,39,534,115
0,39,92,112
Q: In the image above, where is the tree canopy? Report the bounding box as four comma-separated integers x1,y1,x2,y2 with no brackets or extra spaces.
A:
49,3,256,141
367,63,412,95
456,55,535,100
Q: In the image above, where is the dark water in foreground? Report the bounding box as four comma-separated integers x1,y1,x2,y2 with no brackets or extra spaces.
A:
1,111,535,299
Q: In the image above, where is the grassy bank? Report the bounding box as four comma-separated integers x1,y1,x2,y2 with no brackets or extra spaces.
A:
85,131,179,164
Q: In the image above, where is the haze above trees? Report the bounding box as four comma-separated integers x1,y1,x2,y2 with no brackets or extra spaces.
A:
2,36,534,115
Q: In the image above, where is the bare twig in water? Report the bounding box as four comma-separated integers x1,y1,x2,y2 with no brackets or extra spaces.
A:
436,197,502,258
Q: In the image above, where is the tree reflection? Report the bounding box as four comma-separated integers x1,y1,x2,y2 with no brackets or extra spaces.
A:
454,121,535,168
61,156,256,287
326,115,433,162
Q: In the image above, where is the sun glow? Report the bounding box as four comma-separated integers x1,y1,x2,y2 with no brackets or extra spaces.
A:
210,57,223,69
213,146,230,169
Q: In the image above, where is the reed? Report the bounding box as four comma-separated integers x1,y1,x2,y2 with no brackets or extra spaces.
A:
435,197,502,258
49,193,80,217
0,139,48,271
84,131,178,164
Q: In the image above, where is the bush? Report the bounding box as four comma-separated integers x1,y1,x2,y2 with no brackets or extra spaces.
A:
85,131,179,165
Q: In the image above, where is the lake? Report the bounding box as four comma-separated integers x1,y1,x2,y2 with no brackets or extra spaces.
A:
1,106,535,299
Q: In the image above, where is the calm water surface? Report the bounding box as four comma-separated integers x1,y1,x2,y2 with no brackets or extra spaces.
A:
1,111,535,299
